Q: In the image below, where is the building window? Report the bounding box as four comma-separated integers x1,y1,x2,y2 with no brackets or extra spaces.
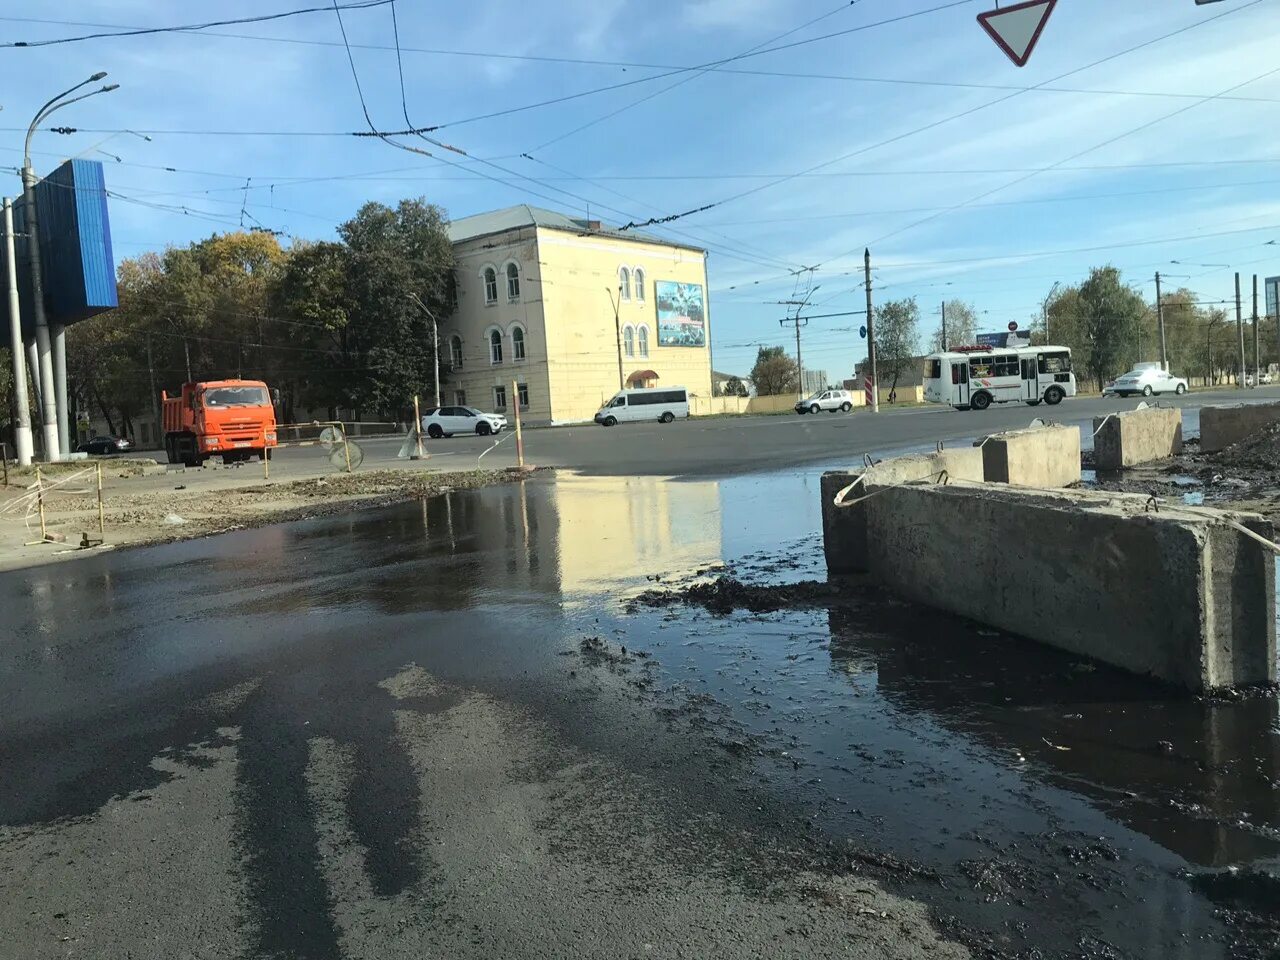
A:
512,325,526,361
450,335,464,369
494,385,507,410
634,267,646,303
506,262,520,301
623,325,635,358
619,266,631,301
446,273,458,309
489,329,504,364
455,390,467,406
517,382,529,409
483,266,498,304
637,325,649,358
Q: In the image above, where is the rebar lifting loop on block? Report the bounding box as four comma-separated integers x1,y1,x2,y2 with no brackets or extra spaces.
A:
863,453,881,469
1144,495,1160,514
935,470,950,486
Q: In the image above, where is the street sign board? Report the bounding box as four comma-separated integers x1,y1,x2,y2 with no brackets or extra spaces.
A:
977,0,1057,68
1007,321,1019,332
859,325,867,339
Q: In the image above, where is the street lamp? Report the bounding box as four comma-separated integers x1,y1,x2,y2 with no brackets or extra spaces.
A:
407,292,440,408
22,73,119,460
1042,281,1062,344
606,285,624,391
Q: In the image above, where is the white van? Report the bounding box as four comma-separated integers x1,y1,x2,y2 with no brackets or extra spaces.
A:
594,387,690,426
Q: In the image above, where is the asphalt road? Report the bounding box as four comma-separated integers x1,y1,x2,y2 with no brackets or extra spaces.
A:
271,386,1280,478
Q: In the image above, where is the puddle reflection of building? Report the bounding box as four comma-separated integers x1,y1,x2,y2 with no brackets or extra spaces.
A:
825,604,1280,868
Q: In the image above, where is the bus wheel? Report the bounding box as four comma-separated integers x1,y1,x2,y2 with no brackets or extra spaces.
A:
971,392,992,411
1044,386,1065,406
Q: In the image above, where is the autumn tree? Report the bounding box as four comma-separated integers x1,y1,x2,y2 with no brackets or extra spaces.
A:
1043,268,1146,390
930,299,978,351
750,346,798,396
874,297,921,394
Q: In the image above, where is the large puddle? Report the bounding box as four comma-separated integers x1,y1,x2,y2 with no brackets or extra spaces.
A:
2,466,1277,958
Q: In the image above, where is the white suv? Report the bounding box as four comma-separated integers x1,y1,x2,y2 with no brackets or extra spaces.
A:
795,389,854,414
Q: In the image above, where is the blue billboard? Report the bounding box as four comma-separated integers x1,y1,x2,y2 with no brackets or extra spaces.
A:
3,158,117,336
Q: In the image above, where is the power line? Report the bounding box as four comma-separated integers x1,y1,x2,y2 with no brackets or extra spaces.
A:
0,0,396,48
619,0,1266,233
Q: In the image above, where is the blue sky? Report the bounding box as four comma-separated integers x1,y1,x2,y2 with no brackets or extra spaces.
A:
1,0,1278,383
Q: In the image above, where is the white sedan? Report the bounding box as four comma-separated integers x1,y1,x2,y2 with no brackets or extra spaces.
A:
421,405,507,438
1103,368,1188,398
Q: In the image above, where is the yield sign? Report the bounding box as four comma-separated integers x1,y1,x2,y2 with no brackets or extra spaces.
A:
977,0,1057,68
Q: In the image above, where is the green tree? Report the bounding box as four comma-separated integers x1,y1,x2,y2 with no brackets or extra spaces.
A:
722,375,748,397
750,346,798,396
930,299,978,351
874,297,920,394
1073,267,1147,390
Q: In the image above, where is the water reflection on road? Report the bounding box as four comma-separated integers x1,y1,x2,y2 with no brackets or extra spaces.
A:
0,468,1275,959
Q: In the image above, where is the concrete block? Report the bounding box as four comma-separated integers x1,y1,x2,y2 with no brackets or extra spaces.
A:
822,448,986,574
979,424,1081,488
1093,406,1184,470
1199,401,1280,453
859,484,1276,691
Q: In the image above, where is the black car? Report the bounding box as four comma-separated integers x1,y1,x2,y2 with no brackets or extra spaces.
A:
77,436,132,456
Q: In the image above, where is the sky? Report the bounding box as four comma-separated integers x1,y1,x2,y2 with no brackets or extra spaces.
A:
1,0,1278,385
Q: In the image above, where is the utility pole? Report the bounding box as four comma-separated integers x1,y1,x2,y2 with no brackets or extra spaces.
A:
865,249,878,413
606,286,624,391
1236,273,1247,389
779,314,809,395
3,198,33,465
940,301,948,351
184,338,192,383
146,334,160,438
1252,274,1261,385
1155,272,1168,371
408,292,442,408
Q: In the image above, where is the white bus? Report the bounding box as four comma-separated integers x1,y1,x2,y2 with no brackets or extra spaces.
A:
923,346,1076,411
594,386,690,426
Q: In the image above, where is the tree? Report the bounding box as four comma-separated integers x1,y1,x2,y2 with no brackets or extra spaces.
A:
930,299,978,351
1048,267,1146,390
722,375,748,397
874,297,920,395
750,346,798,396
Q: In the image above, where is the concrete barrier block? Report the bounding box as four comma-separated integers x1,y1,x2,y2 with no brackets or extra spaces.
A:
1093,406,1184,470
979,424,1081,488
822,448,986,574
860,484,1276,691
1199,401,1280,453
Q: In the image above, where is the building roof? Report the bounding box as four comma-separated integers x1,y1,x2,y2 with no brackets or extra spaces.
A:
447,204,703,253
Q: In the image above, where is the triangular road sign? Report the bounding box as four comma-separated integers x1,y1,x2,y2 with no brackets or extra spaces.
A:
977,0,1057,68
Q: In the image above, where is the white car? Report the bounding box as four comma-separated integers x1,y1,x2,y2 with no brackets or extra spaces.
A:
1102,368,1188,398
795,389,855,414
421,405,507,438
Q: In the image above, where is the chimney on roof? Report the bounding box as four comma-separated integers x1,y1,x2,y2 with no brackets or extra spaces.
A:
586,220,602,231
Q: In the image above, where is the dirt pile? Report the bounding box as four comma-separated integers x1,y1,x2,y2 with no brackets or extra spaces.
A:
628,575,867,615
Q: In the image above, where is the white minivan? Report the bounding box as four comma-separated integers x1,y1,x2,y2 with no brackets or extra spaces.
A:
594,387,690,426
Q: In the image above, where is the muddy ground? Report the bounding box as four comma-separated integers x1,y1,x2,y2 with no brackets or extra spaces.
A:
1083,423,1280,523
0,466,519,567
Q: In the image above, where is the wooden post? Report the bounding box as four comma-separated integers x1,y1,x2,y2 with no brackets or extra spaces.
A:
1,442,8,487
34,466,46,543
263,448,270,480
96,462,105,536
513,380,525,470
342,424,353,473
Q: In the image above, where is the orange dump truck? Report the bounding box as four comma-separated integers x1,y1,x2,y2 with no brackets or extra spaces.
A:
161,380,278,466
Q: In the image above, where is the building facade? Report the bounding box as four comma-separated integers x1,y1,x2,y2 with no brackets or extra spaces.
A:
443,206,713,424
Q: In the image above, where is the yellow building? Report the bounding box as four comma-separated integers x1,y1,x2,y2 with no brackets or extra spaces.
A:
444,205,713,424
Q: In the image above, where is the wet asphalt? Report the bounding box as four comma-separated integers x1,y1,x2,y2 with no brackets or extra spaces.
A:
2,464,1278,957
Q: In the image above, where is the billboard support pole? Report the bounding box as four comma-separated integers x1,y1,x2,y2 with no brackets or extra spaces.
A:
1253,275,1261,384
53,324,69,454
3,198,33,465
20,166,60,461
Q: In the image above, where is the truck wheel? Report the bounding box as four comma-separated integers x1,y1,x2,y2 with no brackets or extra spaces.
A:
164,437,178,465
258,449,272,462
1044,386,1065,406
970,392,992,411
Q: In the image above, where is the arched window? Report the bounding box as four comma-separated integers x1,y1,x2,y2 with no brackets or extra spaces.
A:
506,262,520,301
623,325,635,358
637,325,649,358
633,267,646,303
512,325,526,361
482,266,498,304
450,335,464,369
618,266,631,301
489,329,503,364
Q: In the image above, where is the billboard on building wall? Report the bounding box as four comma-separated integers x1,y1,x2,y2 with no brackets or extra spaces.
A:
1266,276,1280,318
655,281,706,347
976,330,1030,349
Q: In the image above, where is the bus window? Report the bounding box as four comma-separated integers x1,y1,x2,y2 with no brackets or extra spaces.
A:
925,358,942,380
992,354,1019,377
1038,352,1071,374
969,357,992,377
951,362,967,385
